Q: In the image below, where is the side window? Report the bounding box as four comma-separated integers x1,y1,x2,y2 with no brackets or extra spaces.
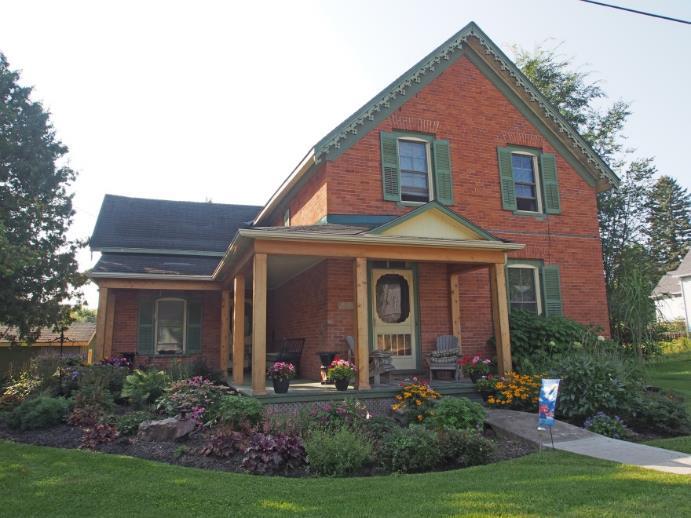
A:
380,132,453,205
506,263,563,317
156,298,186,354
507,265,542,314
497,147,560,214
283,208,290,227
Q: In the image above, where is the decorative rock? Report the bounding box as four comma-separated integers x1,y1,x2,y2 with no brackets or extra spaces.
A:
138,417,195,442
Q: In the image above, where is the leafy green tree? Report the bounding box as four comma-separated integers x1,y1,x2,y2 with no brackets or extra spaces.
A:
646,175,691,275
515,45,658,341
71,306,96,323
0,53,84,343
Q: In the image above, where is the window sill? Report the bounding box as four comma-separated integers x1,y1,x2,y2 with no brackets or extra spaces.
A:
397,200,429,207
512,210,546,220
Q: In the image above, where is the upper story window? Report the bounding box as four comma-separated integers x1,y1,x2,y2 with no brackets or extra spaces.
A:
156,298,186,354
399,139,432,203
380,131,453,206
497,147,560,215
511,153,542,213
283,208,290,226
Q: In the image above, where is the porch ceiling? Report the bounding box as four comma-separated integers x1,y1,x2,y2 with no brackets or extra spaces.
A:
267,255,323,290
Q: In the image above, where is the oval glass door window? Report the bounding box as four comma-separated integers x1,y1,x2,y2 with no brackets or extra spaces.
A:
375,274,410,323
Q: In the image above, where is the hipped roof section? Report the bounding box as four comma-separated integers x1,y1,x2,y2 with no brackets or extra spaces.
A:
255,21,620,225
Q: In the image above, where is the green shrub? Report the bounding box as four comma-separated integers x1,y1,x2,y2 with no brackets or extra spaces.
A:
437,427,495,467
305,427,373,476
583,413,630,439
625,391,691,435
166,358,225,384
7,396,71,430
74,367,115,412
550,352,642,422
156,377,230,423
307,399,370,432
212,395,263,430
0,371,42,410
122,370,170,407
356,415,400,445
115,410,154,436
87,364,129,398
426,397,485,431
380,426,441,473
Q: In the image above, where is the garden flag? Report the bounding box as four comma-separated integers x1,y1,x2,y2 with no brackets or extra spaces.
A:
537,379,560,430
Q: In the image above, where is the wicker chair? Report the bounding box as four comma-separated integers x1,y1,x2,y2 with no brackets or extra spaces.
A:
426,335,461,382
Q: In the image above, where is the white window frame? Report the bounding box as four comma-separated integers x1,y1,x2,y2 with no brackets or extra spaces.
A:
507,264,543,315
283,208,290,226
511,151,543,214
155,297,187,354
398,137,434,205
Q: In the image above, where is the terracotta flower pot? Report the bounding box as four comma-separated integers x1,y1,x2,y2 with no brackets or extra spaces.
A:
334,378,349,391
272,377,290,394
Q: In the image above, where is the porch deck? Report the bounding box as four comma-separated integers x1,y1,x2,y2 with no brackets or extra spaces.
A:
232,376,478,404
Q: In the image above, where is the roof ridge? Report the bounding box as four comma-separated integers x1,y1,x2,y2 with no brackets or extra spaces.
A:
103,193,262,209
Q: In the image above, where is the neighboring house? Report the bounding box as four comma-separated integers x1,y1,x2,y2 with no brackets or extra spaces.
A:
653,250,691,328
0,322,96,376
88,22,617,394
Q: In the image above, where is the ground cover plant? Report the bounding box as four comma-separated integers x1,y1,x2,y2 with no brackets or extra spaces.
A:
1,440,689,518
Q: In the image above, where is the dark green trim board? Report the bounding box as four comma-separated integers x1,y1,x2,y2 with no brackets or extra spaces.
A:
369,201,498,241
321,214,397,227
312,22,617,189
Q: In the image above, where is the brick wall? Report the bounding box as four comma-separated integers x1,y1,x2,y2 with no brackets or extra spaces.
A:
267,261,329,379
110,289,222,371
315,53,609,334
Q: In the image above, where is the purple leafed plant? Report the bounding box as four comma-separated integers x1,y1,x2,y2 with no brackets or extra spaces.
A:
241,432,307,474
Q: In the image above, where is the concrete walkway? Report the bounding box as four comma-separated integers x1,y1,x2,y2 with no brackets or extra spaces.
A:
486,409,691,475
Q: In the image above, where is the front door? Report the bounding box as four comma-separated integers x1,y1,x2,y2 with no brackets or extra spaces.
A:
371,268,417,370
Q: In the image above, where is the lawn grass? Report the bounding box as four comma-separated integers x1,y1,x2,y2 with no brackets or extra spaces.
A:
1,440,690,517
645,435,691,454
645,351,691,413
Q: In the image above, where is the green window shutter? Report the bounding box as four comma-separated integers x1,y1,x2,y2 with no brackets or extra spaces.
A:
137,300,155,355
380,132,400,201
186,300,202,354
540,153,561,214
432,139,453,205
542,265,563,317
497,147,517,211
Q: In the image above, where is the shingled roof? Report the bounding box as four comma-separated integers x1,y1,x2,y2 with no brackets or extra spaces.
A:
91,253,220,277
90,195,261,253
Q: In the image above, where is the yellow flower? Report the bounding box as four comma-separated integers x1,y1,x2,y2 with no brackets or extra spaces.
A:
415,400,422,406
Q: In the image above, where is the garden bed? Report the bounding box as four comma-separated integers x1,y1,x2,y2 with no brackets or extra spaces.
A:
0,419,536,476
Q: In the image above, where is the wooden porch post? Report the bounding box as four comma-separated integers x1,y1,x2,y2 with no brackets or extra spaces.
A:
251,254,268,395
94,286,109,362
354,257,370,390
232,275,246,385
103,291,116,359
220,289,231,380
489,263,512,375
450,272,462,341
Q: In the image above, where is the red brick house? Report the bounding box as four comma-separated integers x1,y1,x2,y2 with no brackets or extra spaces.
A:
89,22,617,395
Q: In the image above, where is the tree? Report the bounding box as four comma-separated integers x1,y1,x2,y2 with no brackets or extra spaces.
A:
515,45,658,342
71,306,96,323
646,175,691,275
0,53,84,343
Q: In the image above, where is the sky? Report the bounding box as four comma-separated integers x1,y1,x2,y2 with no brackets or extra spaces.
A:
1,0,690,308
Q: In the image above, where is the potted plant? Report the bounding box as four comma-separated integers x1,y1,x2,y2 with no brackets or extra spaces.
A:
459,355,492,383
268,361,296,394
327,359,357,391
475,374,497,402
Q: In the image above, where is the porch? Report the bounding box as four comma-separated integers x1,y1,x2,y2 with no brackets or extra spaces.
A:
219,205,523,395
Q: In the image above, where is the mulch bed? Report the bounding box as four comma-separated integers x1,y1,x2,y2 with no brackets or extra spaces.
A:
0,420,537,476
